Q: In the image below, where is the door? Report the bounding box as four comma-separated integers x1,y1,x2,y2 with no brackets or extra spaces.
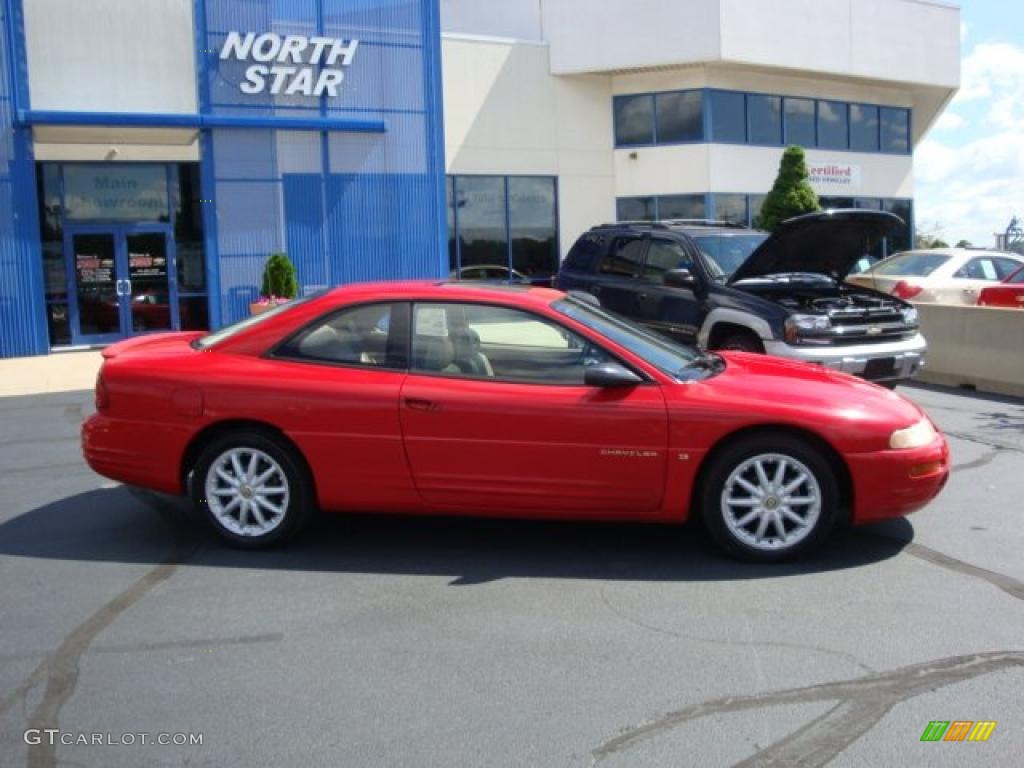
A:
632,237,704,344
399,302,669,516
932,256,1021,305
589,235,647,317
65,225,176,345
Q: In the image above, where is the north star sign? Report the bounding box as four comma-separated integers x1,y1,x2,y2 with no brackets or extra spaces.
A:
220,31,359,97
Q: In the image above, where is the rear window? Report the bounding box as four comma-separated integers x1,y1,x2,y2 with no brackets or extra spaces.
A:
193,292,325,350
563,234,605,273
874,252,949,277
1009,266,1024,285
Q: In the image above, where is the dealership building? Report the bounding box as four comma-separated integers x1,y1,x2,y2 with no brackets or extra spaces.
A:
0,0,960,357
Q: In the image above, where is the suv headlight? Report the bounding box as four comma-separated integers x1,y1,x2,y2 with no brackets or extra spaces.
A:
901,306,919,327
784,314,832,343
889,418,936,450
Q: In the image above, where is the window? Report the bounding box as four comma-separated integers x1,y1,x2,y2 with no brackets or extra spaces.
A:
276,303,401,367
643,240,691,281
784,98,815,147
875,252,949,277
658,194,706,220
954,257,1022,282
747,94,782,145
1008,266,1024,284
711,194,748,225
449,175,560,282
411,303,612,385
614,94,654,145
882,199,913,253
817,100,848,149
598,236,646,276
749,195,767,229
850,105,879,152
881,108,910,153
655,90,704,143
563,233,605,273
820,197,854,210
710,91,745,143
693,234,769,279
617,197,656,222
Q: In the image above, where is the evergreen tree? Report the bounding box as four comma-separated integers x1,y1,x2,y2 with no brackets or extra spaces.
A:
758,146,821,232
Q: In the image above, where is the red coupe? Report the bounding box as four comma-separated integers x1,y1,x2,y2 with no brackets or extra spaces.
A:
82,282,948,561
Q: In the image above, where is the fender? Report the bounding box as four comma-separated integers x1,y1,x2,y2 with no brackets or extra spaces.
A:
697,308,775,348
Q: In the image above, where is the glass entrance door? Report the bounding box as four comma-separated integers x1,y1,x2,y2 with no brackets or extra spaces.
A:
66,226,176,345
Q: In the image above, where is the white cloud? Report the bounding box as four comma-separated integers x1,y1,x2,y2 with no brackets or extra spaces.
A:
915,42,1024,246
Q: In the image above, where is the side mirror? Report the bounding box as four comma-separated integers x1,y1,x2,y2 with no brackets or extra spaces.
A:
664,268,697,288
584,362,643,387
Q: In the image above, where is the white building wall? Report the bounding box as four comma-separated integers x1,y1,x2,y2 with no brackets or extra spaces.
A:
441,0,544,42
24,0,197,114
442,36,615,255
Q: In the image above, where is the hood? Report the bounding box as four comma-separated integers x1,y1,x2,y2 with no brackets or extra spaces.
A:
728,209,904,284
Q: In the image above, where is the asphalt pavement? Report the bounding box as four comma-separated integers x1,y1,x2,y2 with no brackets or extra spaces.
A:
0,382,1022,767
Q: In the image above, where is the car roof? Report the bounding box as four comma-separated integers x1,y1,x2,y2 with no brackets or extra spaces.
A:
322,280,563,307
590,220,760,237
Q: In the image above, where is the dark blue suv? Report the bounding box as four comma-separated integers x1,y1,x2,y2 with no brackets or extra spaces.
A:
556,210,926,385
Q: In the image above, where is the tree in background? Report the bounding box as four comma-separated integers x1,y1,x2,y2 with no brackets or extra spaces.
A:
955,239,973,248
758,146,821,232
915,223,949,249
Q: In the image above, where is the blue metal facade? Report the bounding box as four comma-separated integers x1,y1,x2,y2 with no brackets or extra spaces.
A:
0,0,47,357
197,0,448,327
0,0,447,356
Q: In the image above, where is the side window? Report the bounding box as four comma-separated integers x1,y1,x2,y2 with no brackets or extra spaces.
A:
597,236,645,277
411,303,613,385
563,234,604,273
278,303,400,368
643,239,692,281
994,258,1024,280
955,258,1000,281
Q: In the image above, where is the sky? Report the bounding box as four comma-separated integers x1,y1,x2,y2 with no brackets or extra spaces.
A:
914,1,1024,247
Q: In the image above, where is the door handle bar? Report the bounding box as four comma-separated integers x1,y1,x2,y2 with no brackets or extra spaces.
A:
404,398,441,412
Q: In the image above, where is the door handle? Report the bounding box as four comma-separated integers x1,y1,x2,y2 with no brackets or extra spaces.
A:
405,398,440,412
637,292,648,302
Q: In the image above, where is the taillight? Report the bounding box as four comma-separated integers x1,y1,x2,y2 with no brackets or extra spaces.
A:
95,373,109,411
892,281,923,299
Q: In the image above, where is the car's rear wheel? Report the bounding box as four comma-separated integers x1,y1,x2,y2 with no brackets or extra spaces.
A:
700,434,838,562
192,430,312,548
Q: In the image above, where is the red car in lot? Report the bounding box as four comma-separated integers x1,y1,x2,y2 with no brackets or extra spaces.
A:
977,264,1024,308
83,282,948,561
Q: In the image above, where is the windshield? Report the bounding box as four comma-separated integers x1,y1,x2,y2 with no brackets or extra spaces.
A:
193,292,325,350
553,296,719,381
873,252,950,277
693,233,769,280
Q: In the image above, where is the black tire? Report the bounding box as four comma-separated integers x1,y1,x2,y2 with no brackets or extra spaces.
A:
714,332,765,354
191,430,313,549
700,433,838,562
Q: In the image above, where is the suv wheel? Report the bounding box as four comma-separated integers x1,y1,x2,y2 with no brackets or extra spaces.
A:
715,332,764,353
701,434,838,562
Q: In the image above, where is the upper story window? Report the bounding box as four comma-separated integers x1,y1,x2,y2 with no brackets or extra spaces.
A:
614,89,910,155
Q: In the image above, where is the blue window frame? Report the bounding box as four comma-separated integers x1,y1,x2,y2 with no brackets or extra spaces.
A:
655,90,704,143
613,89,911,155
747,94,782,145
881,107,911,154
850,104,880,152
448,175,560,282
709,91,746,143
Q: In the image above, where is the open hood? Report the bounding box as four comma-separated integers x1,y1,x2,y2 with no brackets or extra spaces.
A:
728,209,905,283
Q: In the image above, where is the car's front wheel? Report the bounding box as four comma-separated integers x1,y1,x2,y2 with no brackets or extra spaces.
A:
192,430,312,548
700,434,838,562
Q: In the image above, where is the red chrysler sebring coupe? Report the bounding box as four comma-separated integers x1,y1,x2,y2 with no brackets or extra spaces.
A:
82,282,949,561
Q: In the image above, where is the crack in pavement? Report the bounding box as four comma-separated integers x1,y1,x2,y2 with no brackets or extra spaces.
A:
598,587,877,674
591,651,1024,767
951,447,1005,472
0,633,284,664
0,490,199,768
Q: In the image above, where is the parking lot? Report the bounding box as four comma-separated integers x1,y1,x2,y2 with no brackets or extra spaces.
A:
1,381,1022,767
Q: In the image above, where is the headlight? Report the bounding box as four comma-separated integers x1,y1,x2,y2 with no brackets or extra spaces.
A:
902,306,919,327
889,418,936,450
784,314,832,343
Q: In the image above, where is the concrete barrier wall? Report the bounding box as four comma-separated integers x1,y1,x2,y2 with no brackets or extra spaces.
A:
915,303,1024,398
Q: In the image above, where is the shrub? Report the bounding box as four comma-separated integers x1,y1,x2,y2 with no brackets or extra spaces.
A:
758,146,821,232
260,253,298,300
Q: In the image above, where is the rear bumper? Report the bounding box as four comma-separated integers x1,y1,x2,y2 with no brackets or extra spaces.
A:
846,434,949,523
82,413,189,494
764,333,926,382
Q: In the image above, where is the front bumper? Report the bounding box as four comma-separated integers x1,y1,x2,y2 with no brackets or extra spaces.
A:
763,332,927,382
846,434,949,523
